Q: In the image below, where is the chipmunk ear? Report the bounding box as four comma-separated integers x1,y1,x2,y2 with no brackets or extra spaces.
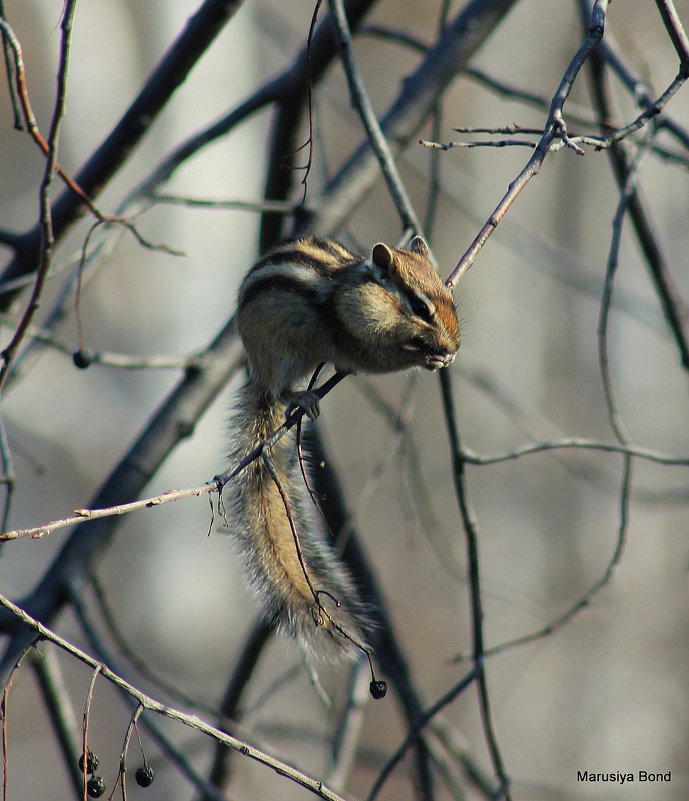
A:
409,236,429,260
370,242,393,278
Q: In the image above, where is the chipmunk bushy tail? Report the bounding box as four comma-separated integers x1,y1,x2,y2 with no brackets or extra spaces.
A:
225,380,372,661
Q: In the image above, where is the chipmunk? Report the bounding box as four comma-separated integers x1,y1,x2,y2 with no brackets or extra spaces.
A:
225,235,459,661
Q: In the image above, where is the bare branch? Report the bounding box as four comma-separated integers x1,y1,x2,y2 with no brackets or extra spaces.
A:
421,136,538,150
0,1,77,393
31,650,83,799
69,587,231,801
296,0,522,238
367,665,480,801
0,593,351,801
147,193,301,215
584,2,689,370
446,0,610,287
0,322,243,647
328,0,422,233
597,32,689,151
654,0,689,67
328,659,370,792
0,1,22,129
0,0,245,307
438,369,511,798
0,315,203,371
0,484,218,543
461,438,689,466
421,123,689,167
214,370,350,487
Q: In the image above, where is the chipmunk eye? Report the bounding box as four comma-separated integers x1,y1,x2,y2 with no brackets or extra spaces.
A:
409,295,432,320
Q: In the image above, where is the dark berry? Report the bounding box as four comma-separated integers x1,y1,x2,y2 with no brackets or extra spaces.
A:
369,679,387,699
78,749,100,774
72,349,94,369
87,775,106,798
135,765,155,787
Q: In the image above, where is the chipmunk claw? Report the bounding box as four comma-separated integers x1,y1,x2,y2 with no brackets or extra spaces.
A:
285,390,320,421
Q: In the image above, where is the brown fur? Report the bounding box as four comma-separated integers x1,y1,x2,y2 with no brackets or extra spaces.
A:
227,236,459,659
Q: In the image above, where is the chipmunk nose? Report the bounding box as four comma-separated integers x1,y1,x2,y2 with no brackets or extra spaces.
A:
425,351,456,370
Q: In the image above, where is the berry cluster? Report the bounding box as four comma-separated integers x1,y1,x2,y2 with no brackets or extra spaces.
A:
79,749,155,797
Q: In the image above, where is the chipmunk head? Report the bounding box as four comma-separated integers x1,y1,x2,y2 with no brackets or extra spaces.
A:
338,236,460,373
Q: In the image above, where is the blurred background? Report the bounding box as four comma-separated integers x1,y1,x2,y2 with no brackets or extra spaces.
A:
0,0,688,799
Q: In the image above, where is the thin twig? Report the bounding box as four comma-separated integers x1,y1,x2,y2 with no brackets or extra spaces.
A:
0,316,201,371
81,663,102,801
285,0,324,202
421,124,689,167
421,137,538,150
438,369,511,799
598,141,654,444
0,2,22,129
591,71,687,150
0,419,14,540
654,0,689,67
0,484,219,542
460,437,689,467
214,369,350,487
147,194,301,215
117,704,144,800
1,643,36,801
0,1,77,393
596,33,689,151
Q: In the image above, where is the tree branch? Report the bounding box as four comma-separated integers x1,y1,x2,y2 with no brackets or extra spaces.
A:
0,1,76,392
294,0,521,239
583,0,689,370
0,321,243,661
259,0,380,250
654,0,689,68
0,592,350,801
327,0,421,234
0,0,244,307
446,0,610,287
